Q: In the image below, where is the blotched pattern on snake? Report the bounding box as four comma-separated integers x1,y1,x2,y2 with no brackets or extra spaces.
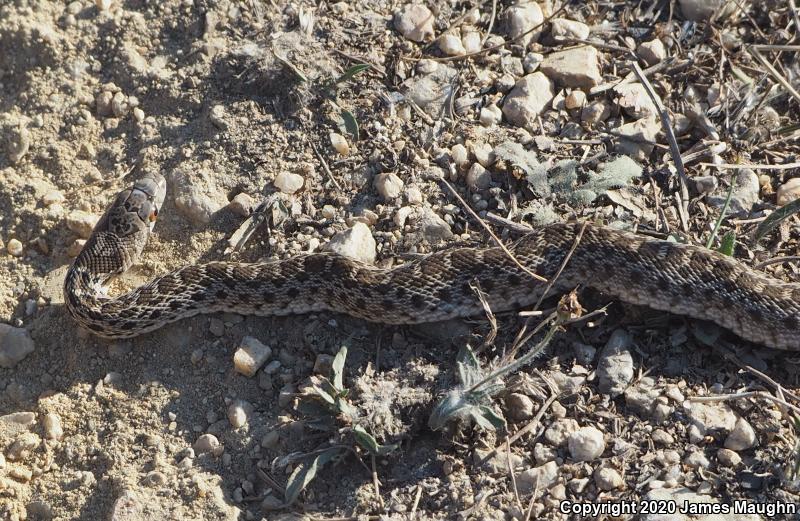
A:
64,173,800,350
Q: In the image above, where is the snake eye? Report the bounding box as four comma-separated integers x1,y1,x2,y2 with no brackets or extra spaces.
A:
149,208,158,222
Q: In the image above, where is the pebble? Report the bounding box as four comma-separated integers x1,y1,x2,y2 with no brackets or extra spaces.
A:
596,329,634,397
329,132,350,156
394,4,435,42
615,83,658,119
581,100,611,125
66,211,99,239
0,324,36,368
227,400,253,429
568,426,605,462
515,461,557,495
504,2,544,47
479,104,502,126
209,318,225,337
776,177,800,206
461,30,481,54
540,46,602,88
450,143,469,169
533,443,557,464
651,429,675,446
572,342,596,365
637,39,667,65
405,185,423,205
716,448,742,467
694,175,719,194
132,107,145,123
466,163,491,191
724,417,756,450
594,467,624,491
278,384,296,408
472,142,493,167
502,72,555,127
233,336,272,377
678,0,737,22
614,117,660,161
261,430,280,449
273,172,304,194
6,238,23,257
684,451,710,469
313,354,334,376
172,180,225,226
8,432,41,460
67,239,86,257
522,52,544,73
564,90,586,110
419,208,453,243
543,418,579,446
325,222,376,264
439,33,466,56
374,172,404,200
505,393,535,421
26,501,53,519
193,433,223,456
96,91,114,117
685,402,737,436
549,18,590,41
209,105,228,130
42,190,65,206
42,413,63,440
708,169,759,212
394,206,414,227
228,192,255,217
7,126,31,163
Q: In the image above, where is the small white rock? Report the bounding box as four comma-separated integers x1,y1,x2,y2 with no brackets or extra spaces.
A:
479,104,502,126
505,2,544,48
42,190,64,206
637,39,667,66
549,18,590,42
544,418,580,446
394,4,435,42
227,400,253,429
325,222,376,264
594,467,624,491
438,33,466,56
42,413,63,441
466,163,491,191
95,0,112,10
233,336,272,378
724,417,757,451
228,193,256,217
193,433,223,456
505,393,535,421
777,178,800,206
568,426,605,462
565,90,586,110
7,432,40,460
461,30,481,54
502,72,555,127
515,461,557,496
274,172,304,194
6,238,23,257
374,172,404,200
717,448,742,467
0,324,36,368
450,143,469,169
329,133,350,156
66,211,99,239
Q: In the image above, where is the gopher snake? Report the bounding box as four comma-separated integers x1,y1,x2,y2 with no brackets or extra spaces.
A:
64,173,800,350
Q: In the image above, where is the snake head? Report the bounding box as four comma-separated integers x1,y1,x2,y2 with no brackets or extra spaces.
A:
103,173,168,237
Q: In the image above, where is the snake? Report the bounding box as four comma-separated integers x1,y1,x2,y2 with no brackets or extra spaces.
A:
63,173,800,350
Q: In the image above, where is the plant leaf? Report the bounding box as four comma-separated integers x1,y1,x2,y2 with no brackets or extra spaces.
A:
353,425,399,456
341,109,359,141
284,447,341,504
456,345,481,387
754,198,800,243
331,345,348,392
717,231,736,256
468,405,507,431
335,64,370,85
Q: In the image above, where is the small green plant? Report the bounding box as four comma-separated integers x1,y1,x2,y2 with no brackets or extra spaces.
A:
282,345,398,505
429,314,562,432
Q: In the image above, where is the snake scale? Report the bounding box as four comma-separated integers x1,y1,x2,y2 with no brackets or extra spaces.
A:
63,173,800,350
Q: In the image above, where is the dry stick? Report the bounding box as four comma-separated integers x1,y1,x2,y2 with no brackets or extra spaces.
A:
440,178,547,283
691,391,800,416
506,439,524,514
755,255,800,269
589,57,678,96
699,161,800,170
370,453,384,510
630,61,690,233
481,0,498,46
308,138,344,192
409,484,423,517
485,211,535,235
788,0,800,41
750,45,800,105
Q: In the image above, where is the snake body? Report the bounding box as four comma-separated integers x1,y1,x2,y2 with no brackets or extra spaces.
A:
64,174,800,350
